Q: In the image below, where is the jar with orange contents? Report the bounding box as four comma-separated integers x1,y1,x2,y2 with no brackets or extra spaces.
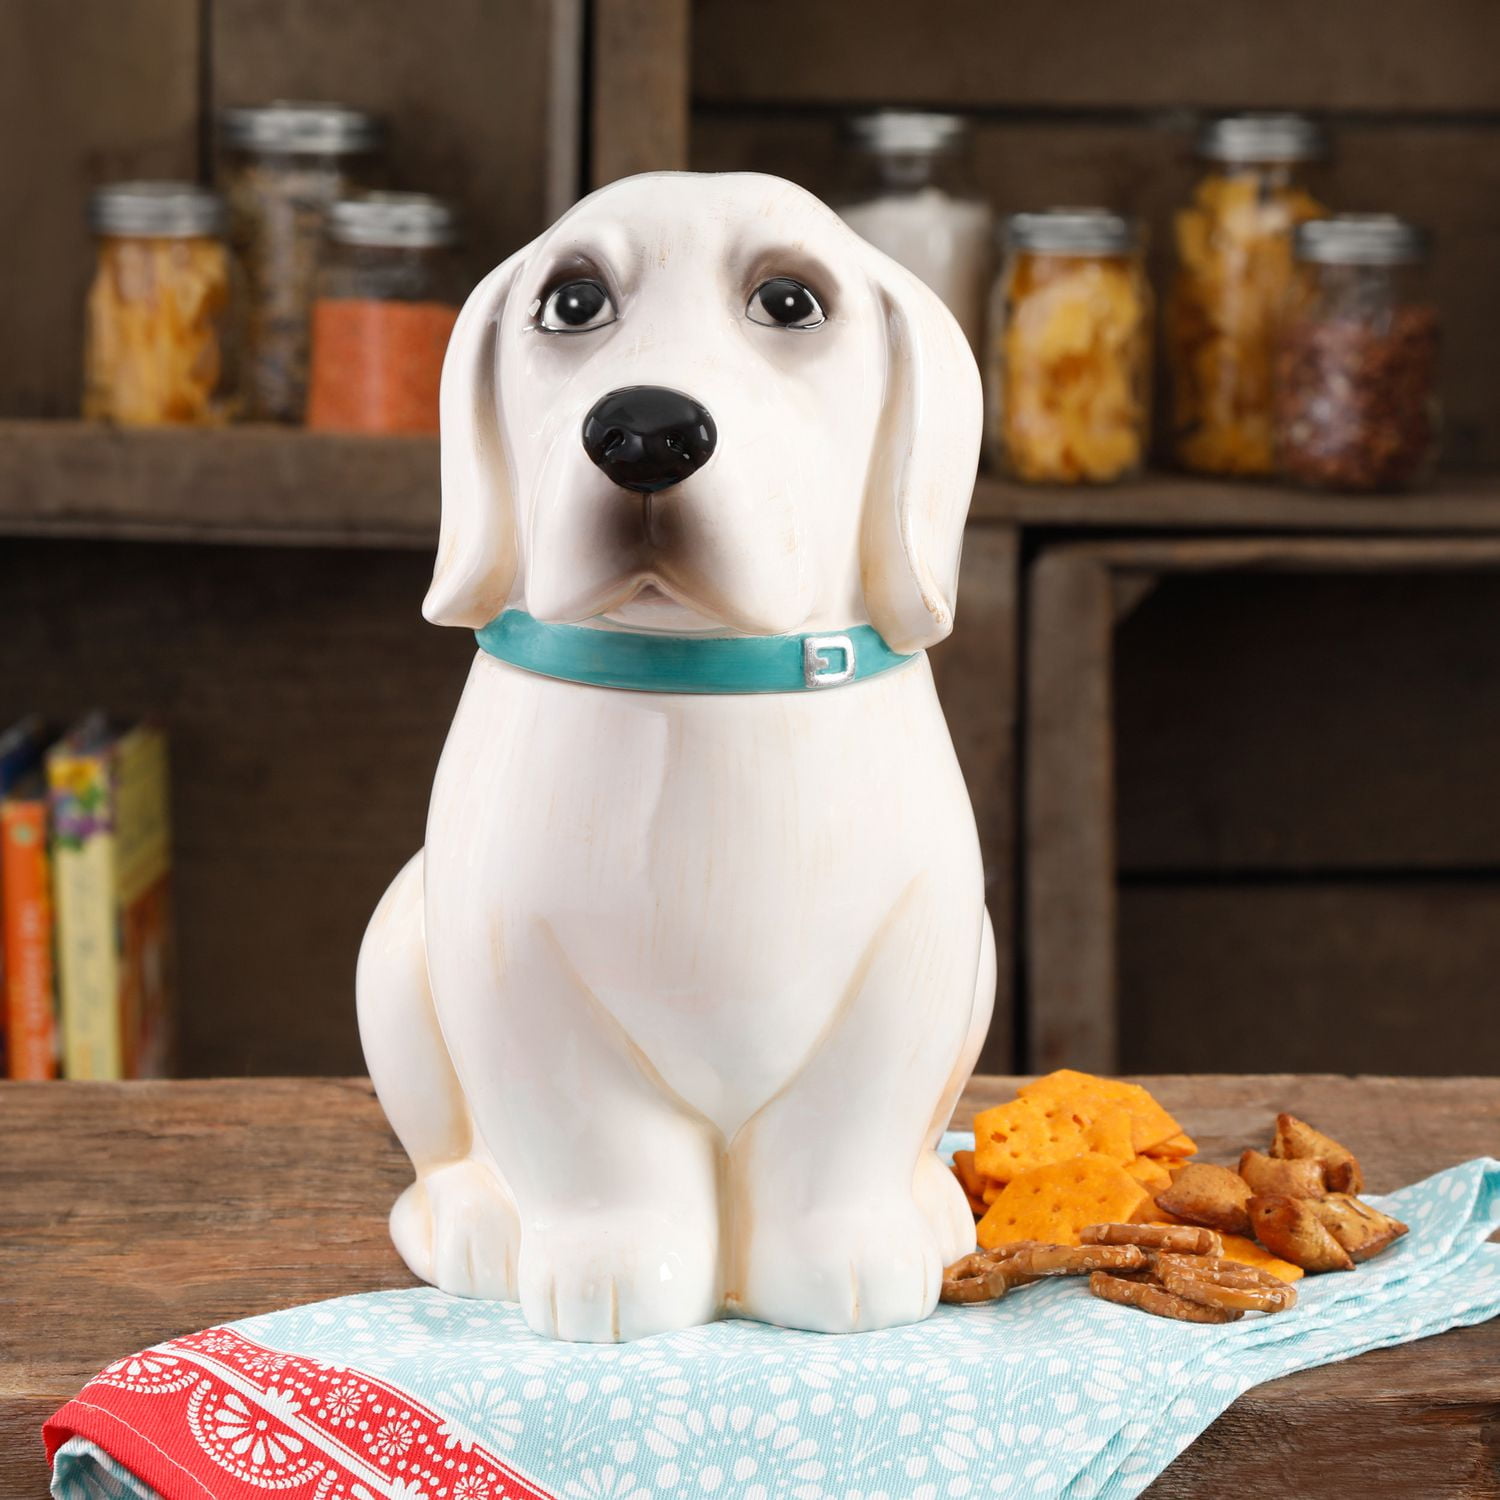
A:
83,182,240,426
986,210,1151,485
306,193,464,435
1168,114,1328,476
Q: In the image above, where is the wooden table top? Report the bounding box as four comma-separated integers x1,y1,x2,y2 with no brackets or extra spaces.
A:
0,1075,1495,1498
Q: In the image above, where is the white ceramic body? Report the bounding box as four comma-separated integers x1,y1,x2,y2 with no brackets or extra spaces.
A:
358,171,991,1340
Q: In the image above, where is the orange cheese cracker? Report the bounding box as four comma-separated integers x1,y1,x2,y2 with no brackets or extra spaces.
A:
973,1095,1088,1183
1145,1131,1199,1160
977,1152,1149,1250
1217,1232,1304,1284
951,1149,987,1215
1085,1106,1136,1166
1123,1155,1173,1193
1019,1069,1182,1155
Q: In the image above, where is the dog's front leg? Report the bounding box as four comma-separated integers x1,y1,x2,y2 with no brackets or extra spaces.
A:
727,879,988,1334
430,916,722,1342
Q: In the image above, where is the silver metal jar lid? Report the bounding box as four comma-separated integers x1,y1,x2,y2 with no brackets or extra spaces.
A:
1295,214,1429,265
220,101,383,155
1196,113,1327,163
327,192,459,249
846,110,969,155
88,181,228,238
1004,208,1140,255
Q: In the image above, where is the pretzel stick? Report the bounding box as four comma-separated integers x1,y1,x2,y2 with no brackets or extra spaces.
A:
1156,1255,1298,1314
999,1243,1147,1277
1089,1270,1244,1324
1080,1223,1222,1256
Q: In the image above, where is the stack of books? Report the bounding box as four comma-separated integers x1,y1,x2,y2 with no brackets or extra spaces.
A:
0,715,173,1080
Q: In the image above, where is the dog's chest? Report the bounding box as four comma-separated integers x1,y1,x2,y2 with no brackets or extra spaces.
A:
427,653,971,1130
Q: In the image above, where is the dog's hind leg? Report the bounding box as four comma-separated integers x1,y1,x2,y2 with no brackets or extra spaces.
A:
914,907,996,1264
358,851,520,1299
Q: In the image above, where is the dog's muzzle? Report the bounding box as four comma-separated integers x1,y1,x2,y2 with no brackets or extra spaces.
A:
581,386,717,494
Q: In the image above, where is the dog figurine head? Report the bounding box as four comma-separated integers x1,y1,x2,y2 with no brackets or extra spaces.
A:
424,172,981,655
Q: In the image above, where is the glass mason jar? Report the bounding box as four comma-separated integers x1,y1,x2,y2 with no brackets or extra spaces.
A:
83,181,239,426
1273,215,1440,492
1168,114,1328,476
219,102,384,422
835,111,993,357
985,210,1151,484
305,193,464,435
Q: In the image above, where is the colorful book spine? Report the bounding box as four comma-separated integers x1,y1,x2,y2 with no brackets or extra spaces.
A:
2,779,56,1078
49,719,173,1080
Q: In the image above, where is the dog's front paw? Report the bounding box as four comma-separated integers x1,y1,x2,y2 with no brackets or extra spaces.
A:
391,1158,521,1301
737,1197,942,1334
518,1213,719,1342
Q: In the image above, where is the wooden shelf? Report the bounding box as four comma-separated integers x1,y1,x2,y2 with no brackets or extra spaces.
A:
971,470,1500,533
0,422,439,550
5,423,1500,550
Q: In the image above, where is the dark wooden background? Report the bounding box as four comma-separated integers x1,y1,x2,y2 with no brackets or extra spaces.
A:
3,0,1498,1077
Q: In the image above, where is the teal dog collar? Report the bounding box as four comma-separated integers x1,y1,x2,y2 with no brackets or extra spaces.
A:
475,611,914,694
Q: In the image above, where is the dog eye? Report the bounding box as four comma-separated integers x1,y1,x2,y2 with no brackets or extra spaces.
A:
747,277,825,330
538,279,616,332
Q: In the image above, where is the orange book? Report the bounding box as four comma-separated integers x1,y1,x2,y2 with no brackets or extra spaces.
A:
2,776,56,1078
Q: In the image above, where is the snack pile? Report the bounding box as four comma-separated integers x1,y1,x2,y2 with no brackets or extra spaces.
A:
948,1072,1409,1322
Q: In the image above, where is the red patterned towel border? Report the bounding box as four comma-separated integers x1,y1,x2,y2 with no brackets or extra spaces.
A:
44,1326,556,1500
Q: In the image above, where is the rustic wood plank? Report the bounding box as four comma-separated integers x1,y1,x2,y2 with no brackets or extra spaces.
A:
972,471,1500,533
693,117,1500,470
1025,549,1117,1072
1118,882,1500,1076
0,539,473,1075
693,0,1500,112
211,0,570,271
930,526,1020,1071
0,423,440,548
2,1076,1494,1496
1117,569,1500,872
590,0,691,186
0,1,200,419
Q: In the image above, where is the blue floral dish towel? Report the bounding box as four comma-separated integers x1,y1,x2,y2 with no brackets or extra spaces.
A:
48,1144,1500,1500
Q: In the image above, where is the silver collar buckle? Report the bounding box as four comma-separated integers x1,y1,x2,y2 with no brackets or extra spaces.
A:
802,633,856,689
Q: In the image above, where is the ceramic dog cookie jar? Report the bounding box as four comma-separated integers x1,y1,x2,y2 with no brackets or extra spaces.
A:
358,172,993,1341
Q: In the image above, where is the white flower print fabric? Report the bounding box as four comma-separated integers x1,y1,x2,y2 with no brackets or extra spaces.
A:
52,1146,1499,1500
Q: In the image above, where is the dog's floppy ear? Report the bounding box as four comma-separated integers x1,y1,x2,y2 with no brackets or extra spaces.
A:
423,240,536,628
859,254,983,654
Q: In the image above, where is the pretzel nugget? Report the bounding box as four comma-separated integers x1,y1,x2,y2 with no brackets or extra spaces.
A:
1156,1254,1298,1314
1155,1162,1254,1235
1310,1194,1408,1262
1089,1270,1243,1323
1248,1194,1354,1273
1081,1222,1222,1256
1270,1113,1364,1194
1238,1148,1327,1199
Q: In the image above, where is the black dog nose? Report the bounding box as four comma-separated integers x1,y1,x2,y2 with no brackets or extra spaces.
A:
581,386,717,493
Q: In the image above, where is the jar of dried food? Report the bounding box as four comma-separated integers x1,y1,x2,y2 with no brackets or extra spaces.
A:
220,102,384,422
1168,114,1328,476
986,210,1151,484
306,193,463,435
1273,215,1440,492
83,181,238,426
836,111,993,357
